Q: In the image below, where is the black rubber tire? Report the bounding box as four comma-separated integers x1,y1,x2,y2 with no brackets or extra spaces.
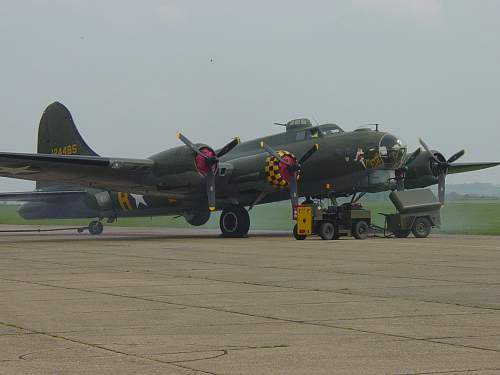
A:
293,224,306,240
332,223,341,240
319,222,335,240
353,220,369,240
88,221,103,235
412,217,432,238
219,205,250,237
393,229,411,238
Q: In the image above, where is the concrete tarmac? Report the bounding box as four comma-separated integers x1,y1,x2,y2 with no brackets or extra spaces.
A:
0,225,500,374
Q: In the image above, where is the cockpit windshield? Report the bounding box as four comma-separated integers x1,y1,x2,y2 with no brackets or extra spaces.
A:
379,134,406,169
319,124,344,136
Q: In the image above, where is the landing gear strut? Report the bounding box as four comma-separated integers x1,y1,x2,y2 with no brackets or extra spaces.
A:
88,220,104,235
220,205,250,238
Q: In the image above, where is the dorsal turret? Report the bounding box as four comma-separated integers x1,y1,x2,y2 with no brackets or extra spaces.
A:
275,118,313,133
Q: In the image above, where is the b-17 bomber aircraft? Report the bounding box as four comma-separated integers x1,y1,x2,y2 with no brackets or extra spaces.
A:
0,102,498,236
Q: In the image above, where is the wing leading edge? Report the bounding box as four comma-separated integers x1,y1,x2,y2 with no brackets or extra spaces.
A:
447,162,500,175
0,191,88,202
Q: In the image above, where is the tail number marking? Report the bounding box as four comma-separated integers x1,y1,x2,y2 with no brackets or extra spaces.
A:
51,144,78,155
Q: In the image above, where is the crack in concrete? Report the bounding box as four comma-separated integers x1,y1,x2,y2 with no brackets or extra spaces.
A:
335,311,493,321
6,250,500,318
395,366,500,374
1,276,500,357
0,321,221,375
5,249,500,289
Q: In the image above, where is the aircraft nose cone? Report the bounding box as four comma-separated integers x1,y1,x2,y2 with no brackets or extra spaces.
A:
378,133,406,169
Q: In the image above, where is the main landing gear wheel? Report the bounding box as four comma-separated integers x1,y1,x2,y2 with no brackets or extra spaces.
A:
412,217,432,238
353,220,369,240
220,205,250,238
88,220,104,235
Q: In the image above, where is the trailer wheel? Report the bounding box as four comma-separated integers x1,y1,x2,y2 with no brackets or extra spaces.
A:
88,221,103,235
412,217,432,238
293,224,306,240
394,229,411,238
319,222,335,240
353,220,369,240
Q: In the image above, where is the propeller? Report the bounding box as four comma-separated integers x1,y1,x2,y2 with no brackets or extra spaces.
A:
419,138,465,204
395,147,421,191
177,133,240,211
260,142,319,208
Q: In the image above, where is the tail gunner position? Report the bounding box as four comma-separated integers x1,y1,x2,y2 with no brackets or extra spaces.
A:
0,103,497,236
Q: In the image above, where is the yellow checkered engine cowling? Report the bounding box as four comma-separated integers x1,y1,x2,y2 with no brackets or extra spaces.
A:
264,150,297,188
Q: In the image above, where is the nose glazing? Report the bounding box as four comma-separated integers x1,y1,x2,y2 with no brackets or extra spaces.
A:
379,134,406,169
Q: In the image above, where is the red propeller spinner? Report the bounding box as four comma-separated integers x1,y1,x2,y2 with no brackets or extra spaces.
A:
260,141,319,210
177,133,240,211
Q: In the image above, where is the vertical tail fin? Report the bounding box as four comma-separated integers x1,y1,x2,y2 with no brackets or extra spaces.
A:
37,102,98,189
37,102,98,157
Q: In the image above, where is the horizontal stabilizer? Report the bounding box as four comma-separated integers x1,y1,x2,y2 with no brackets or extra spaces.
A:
447,162,500,175
0,191,88,202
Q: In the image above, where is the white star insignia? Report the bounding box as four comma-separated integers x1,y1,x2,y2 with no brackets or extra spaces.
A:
0,166,38,175
130,194,148,208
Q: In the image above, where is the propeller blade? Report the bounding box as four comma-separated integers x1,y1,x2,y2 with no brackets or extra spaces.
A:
288,174,299,208
438,173,446,205
419,138,439,163
298,144,319,165
352,192,367,204
419,138,431,154
217,137,240,158
260,141,291,166
404,147,421,167
177,133,205,157
206,169,216,211
447,149,465,164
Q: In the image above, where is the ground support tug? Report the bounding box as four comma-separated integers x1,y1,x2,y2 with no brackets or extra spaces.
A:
293,189,441,240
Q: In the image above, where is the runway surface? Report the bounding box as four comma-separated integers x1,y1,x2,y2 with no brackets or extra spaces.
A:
1,225,500,374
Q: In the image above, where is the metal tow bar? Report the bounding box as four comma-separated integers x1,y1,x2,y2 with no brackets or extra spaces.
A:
0,226,89,234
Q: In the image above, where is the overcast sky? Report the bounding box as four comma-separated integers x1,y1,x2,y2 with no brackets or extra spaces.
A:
1,0,499,191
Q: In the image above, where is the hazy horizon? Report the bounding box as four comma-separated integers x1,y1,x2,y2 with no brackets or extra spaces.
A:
1,0,499,191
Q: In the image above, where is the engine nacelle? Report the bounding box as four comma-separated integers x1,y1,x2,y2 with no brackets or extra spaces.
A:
404,150,444,189
150,145,211,189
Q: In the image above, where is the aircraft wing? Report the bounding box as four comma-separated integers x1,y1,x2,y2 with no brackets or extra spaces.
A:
447,162,500,175
0,191,88,202
0,152,155,193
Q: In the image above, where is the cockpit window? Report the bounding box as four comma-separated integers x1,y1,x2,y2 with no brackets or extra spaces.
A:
379,134,406,168
295,124,343,141
319,124,344,136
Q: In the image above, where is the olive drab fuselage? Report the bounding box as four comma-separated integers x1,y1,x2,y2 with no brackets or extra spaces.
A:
7,104,498,227
20,120,408,221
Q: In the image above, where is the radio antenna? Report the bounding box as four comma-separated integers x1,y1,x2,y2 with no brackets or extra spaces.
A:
365,123,380,131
